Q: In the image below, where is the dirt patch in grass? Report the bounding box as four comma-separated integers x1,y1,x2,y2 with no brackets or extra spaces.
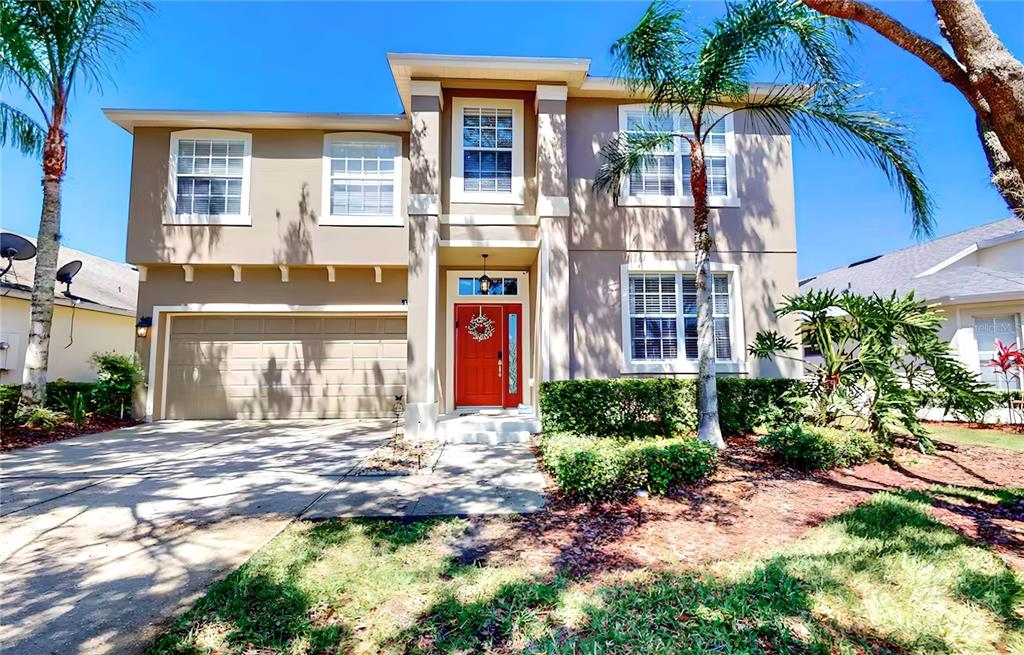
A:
468,437,1024,575
359,437,439,475
1,415,139,451
924,420,1024,435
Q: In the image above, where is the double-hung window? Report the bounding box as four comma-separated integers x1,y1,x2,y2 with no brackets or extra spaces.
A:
975,315,1022,390
169,130,251,225
618,105,736,206
451,98,524,204
622,265,742,373
321,133,403,226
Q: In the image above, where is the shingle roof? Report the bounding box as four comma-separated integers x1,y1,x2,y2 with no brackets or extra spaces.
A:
800,218,1024,302
0,233,137,313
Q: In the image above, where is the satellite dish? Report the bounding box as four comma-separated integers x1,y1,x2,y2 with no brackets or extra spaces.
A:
56,260,83,289
0,233,37,278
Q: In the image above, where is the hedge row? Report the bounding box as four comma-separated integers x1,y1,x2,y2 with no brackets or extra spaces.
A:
539,377,805,438
1,382,97,427
540,433,718,500
760,424,879,471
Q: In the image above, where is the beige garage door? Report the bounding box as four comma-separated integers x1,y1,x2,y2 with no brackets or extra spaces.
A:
164,315,406,419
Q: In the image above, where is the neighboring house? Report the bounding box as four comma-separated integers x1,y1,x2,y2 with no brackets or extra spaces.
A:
105,52,802,439
0,233,138,384
801,218,1024,391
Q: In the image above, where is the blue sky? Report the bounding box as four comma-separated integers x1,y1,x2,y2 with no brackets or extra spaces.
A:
1,1,1021,277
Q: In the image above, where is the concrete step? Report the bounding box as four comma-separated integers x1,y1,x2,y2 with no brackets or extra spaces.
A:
435,415,541,444
442,430,533,445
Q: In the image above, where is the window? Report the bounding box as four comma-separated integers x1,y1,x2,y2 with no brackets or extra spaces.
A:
451,98,524,204
618,105,736,206
457,277,519,296
622,265,742,373
168,130,251,225
975,315,1022,390
322,133,402,226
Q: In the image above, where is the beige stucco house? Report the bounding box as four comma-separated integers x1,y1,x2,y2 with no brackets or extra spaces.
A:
801,218,1024,392
105,52,802,440
0,234,138,383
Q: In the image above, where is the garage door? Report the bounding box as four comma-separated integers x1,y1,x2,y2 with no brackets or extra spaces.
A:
164,315,406,419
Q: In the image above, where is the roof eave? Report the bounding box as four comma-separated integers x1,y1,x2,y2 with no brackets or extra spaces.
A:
102,108,410,134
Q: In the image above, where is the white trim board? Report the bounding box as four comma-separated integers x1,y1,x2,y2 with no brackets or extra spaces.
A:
144,303,408,421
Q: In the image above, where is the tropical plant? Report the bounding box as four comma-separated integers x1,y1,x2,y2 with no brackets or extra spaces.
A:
801,0,1024,217
67,391,89,427
0,0,150,408
986,338,1023,423
749,289,996,449
17,405,67,431
90,351,143,418
594,0,933,448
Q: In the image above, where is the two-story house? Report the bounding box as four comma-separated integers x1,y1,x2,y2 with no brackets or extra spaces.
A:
105,52,802,440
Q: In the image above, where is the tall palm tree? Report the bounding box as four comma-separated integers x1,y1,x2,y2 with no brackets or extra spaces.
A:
595,0,933,448
0,0,149,407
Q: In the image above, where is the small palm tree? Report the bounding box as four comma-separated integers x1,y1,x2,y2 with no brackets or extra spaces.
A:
0,0,149,407
595,0,934,448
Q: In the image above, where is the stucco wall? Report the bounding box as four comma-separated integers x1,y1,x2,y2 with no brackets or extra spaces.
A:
126,128,410,266
0,296,135,384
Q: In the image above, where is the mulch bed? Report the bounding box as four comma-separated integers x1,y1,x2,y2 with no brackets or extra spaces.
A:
359,437,439,475
1,416,140,452
922,419,1024,434
463,436,1024,575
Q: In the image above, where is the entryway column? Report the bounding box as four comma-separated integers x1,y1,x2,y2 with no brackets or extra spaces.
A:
536,85,571,381
406,80,443,439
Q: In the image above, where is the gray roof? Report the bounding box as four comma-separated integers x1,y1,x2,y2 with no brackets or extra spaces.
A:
801,218,1024,302
1,233,137,313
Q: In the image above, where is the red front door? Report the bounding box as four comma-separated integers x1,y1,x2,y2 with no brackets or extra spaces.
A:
455,303,522,408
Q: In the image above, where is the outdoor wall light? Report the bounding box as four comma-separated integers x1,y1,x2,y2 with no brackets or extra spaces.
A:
136,316,152,338
478,253,492,294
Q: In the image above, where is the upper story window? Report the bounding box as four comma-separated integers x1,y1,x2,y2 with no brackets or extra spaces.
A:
451,97,524,205
168,130,251,225
618,105,737,207
620,263,744,374
321,133,403,226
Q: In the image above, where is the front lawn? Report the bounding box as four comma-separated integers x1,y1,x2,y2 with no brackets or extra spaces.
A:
149,486,1023,655
926,422,1024,452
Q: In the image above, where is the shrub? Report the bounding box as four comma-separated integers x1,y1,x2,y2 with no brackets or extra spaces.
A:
761,423,879,471
540,433,718,500
17,406,67,431
540,378,805,438
1,384,19,427
68,392,89,427
1,381,97,427
90,352,143,417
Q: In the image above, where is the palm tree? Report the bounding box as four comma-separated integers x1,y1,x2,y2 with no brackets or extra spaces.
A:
0,0,149,407
595,0,933,448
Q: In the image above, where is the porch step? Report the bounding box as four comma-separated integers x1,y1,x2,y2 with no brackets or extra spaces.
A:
435,414,541,444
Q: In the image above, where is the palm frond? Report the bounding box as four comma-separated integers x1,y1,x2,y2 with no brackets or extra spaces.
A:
0,102,46,157
611,0,692,104
738,85,935,237
594,129,679,200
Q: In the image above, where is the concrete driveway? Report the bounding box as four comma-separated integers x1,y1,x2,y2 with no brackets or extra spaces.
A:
0,420,545,655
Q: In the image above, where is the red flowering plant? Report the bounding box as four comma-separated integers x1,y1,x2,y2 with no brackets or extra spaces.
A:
988,339,1024,423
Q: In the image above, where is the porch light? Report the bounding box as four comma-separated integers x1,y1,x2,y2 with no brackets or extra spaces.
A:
478,253,493,294
136,316,152,338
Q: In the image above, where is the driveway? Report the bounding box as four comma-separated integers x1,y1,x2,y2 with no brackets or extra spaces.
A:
0,420,545,655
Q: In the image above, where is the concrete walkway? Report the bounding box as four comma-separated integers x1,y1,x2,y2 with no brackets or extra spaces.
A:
0,420,545,655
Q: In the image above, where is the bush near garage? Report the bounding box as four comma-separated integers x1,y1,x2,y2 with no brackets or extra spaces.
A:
539,378,805,438
539,433,718,500
0,381,97,426
760,423,880,471
89,352,143,418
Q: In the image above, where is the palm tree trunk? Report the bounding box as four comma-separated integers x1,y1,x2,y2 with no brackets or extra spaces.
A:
690,143,725,449
20,124,65,407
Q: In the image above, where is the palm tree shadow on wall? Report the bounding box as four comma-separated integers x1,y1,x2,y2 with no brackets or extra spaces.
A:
274,183,315,264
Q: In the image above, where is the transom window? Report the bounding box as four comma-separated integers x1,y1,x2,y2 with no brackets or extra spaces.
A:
321,133,402,226
975,315,1021,390
627,272,733,363
457,277,519,296
169,130,251,224
619,105,735,204
462,107,513,193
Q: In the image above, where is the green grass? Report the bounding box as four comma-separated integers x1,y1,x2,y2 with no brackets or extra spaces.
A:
149,487,1024,655
926,423,1024,452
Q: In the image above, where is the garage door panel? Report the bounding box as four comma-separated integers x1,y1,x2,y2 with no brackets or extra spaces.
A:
165,313,407,419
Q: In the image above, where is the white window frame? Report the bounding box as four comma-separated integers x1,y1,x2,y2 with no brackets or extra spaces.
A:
973,313,1023,390
450,97,525,205
320,132,404,227
619,261,746,374
616,104,739,208
167,129,252,226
